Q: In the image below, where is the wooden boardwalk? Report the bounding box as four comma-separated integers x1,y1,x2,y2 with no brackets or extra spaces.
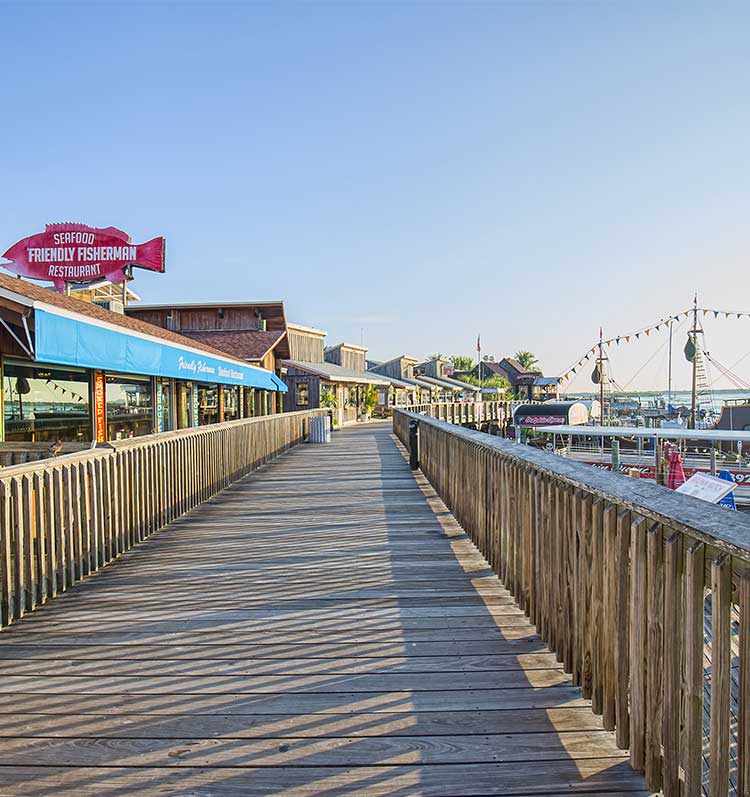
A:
0,423,651,796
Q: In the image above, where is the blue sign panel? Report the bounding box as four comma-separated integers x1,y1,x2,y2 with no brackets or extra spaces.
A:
34,309,287,392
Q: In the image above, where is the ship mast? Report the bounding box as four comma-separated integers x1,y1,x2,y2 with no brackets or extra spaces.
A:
598,327,605,425
689,294,698,430
667,318,673,408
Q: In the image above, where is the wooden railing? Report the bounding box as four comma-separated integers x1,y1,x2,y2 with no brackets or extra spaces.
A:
405,401,510,425
0,409,327,629
395,410,750,797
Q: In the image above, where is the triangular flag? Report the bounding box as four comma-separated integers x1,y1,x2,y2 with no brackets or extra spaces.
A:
636,333,640,339
714,311,720,318
645,329,650,336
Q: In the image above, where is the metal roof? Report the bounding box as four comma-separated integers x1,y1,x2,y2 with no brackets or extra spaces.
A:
416,375,466,393
529,424,750,442
283,360,390,385
370,374,417,390
437,375,483,392
286,322,327,336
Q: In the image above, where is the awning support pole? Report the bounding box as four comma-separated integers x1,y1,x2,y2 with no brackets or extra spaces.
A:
21,313,34,356
0,318,33,358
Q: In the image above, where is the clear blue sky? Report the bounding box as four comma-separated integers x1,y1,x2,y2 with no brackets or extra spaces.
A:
1,1,748,389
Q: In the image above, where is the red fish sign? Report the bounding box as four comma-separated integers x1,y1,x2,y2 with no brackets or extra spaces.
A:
2,223,165,291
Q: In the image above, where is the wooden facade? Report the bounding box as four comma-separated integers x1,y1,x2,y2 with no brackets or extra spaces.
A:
369,355,417,381
126,302,286,334
123,302,290,404
324,343,367,372
415,357,452,379
286,323,326,364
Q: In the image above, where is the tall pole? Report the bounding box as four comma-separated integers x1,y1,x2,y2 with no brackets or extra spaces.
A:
477,334,482,394
667,319,673,408
689,294,698,430
599,327,604,426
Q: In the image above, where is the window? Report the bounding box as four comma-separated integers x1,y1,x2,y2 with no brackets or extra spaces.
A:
223,386,240,421
296,382,309,407
3,360,91,442
157,379,173,432
106,373,154,439
197,384,219,425
176,381,194,429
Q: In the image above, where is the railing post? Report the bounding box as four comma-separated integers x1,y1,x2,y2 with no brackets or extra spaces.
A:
408,419,420,470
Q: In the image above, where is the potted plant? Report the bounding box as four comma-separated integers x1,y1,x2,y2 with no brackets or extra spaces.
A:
361,385,378,421
320,387,338,426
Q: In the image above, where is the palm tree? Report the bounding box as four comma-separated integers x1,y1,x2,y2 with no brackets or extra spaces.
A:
515,351,539,371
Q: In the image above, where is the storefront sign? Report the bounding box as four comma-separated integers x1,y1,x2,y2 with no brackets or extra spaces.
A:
93,371,106,442
218,386,225,422
192,385,199,427
517,415,567,426
156,381,164,433
2,223,165,291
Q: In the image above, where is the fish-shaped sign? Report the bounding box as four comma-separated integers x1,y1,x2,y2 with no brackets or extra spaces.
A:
2,223,165,291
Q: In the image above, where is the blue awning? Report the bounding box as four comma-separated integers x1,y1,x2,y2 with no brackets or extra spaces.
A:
34,308,288,392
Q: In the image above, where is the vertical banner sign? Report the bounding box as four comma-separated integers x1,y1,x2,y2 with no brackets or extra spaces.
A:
155,379,164,433
192,385,199,427
218,385,225,422
94,371,106,442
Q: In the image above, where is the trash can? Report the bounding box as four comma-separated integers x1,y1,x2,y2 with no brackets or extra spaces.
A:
309,415,331,443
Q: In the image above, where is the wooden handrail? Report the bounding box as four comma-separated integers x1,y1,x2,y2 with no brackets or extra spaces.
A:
394,409,750,797
0,409,328,629
404,401,511,424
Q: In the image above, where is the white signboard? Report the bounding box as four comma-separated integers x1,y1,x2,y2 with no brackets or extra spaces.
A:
675,472,734,504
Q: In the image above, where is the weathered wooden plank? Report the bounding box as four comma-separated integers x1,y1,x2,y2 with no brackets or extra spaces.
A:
0,652,562,676
709,554,731,797
1,706,624,738
0,731,634,767
0,761,650,797
739,571,750,797
645,522,663,790
662,532,682,797
614,508,630,749
629,515,647,772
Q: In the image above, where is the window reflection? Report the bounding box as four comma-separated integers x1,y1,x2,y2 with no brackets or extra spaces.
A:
3,361,91,442
223,386,240,421
198,384,218,425
106,373,154,439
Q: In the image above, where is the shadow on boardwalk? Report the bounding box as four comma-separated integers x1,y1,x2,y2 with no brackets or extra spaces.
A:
0,423,651,795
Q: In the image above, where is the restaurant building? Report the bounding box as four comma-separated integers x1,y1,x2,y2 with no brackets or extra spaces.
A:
0,275,286,444
125,300,290,416
283,324,390,425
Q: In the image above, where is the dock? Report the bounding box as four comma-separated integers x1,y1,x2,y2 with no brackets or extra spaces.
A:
0,423,650,796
